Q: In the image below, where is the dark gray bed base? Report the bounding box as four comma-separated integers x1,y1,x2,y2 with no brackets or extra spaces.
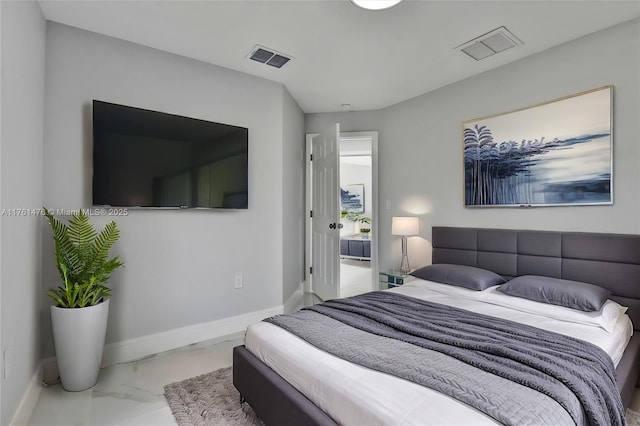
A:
233,345,338,426
233,226,640,424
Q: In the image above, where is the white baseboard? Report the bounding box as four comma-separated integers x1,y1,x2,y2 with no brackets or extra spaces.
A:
284,283,304,314
43,305,283,379
100,305,283,367
9,366,42,426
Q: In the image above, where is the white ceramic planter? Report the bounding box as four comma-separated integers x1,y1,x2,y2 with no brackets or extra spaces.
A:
51,299,110,391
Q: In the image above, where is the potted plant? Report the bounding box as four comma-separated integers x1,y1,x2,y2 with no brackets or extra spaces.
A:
359,216,372,234
341,211,359,221
43,207,124,391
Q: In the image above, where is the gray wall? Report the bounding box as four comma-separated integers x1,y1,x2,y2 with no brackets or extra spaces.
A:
1,1,46,424
42,23,298,357
282,88,305,306
307,19,640,272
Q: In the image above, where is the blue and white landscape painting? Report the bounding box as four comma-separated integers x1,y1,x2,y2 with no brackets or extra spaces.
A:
464,86,612,206
341,184,364,212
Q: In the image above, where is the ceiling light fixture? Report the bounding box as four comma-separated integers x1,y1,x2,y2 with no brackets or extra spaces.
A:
350,0,403,11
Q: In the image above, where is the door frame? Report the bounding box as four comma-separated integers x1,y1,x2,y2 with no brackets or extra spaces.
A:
305,131,379,295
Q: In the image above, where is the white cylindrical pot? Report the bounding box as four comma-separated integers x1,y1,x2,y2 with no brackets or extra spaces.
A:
51,299,110,391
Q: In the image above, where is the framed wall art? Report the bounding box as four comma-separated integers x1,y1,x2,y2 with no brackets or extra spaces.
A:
341,184,365,213
463,85,612,207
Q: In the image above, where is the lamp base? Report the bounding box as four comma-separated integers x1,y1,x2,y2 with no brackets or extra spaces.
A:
399,236,411,275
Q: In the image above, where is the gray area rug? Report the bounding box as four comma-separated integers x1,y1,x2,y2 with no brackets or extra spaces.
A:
164,367,262,426
165,366,640,426
629,408,640,426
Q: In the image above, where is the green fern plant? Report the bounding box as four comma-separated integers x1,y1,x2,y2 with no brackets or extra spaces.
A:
43,207,124,308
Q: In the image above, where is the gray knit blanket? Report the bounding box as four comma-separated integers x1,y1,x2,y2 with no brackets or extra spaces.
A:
266,291,625,426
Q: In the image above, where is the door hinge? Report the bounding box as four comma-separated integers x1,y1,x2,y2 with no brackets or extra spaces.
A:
310,210,313,218
310,267,313,274
310,154,313,161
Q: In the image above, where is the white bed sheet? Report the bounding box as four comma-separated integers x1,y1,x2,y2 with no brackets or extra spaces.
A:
245,280,633,426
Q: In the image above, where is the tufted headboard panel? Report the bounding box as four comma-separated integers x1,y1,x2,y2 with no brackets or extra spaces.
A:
432,226,640,330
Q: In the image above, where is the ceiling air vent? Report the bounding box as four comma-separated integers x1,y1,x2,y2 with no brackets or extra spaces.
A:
456,26,523,61
247,45,292,69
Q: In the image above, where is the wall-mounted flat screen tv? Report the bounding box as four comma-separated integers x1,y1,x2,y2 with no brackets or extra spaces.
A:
92,100,248,209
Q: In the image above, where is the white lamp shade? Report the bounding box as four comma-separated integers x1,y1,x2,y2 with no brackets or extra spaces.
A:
350,0,403,10
392,216,419,236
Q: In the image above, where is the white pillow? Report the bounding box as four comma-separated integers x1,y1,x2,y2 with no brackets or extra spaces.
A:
482,286,627,332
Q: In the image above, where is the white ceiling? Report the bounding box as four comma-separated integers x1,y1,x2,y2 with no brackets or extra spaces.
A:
38,0,640,113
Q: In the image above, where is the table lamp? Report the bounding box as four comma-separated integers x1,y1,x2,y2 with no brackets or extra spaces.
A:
392,216,419,275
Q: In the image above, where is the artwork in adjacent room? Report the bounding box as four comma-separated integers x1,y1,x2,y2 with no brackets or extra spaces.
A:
341,184,365,213
463,85,613,207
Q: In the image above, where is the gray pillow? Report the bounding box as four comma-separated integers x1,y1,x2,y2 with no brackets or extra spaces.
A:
410,264,505,291
498,275,611,312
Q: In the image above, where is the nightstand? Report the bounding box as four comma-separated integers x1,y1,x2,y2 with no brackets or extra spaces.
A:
379,270,415,289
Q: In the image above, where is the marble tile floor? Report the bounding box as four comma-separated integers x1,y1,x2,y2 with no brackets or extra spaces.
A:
28,333,245,426
339,258,374,298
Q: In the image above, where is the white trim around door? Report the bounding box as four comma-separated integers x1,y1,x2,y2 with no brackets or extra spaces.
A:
305,131,379,297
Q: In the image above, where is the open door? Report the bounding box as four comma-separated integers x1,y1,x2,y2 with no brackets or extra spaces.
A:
311,124,341,301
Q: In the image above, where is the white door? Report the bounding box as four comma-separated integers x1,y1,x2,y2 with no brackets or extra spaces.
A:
311,124,341,301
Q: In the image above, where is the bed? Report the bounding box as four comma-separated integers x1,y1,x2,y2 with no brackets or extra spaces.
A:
233,226,640,425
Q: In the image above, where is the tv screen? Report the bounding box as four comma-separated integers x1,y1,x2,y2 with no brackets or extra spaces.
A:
92,100,248,209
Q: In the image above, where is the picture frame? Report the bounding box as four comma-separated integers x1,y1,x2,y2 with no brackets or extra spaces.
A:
341,184,365,213
463,85,613,207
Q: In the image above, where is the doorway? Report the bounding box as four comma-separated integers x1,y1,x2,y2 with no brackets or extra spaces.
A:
338,137,373,297
305,130,379,301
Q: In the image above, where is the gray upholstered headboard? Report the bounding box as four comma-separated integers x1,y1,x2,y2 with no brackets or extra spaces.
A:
432,226,640,330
